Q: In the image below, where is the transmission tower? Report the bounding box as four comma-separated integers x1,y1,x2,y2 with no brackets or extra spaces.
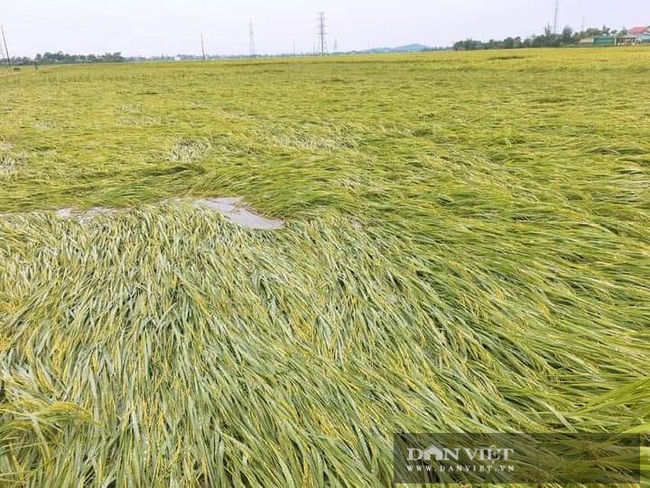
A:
317,12,327,56
552,0,560,34
334,38,338,54
249,18,256,57
1,24,11,68
200,33,206,61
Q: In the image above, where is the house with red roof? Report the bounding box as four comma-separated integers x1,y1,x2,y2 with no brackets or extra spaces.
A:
628,26,649,36
628,26,650,43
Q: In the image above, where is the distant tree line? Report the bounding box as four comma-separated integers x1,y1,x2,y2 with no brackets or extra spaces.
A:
37,52,125,64
453,26,626,50
2,51,126,66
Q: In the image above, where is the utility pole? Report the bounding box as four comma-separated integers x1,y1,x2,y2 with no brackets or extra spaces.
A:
581,16,585,32
249,18,255,58
552,0,559,34
1,25,11,68
200,33,206,61
317,12,327,56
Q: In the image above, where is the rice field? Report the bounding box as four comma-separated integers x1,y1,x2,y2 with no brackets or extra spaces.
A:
1,48,649,486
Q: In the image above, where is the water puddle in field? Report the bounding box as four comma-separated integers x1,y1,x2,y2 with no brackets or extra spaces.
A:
193,197,284,230
0,197,284,230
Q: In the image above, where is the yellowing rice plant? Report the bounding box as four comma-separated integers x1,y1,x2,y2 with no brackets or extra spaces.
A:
0,48,649,486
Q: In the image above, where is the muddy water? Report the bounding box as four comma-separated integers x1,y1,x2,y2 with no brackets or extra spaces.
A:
194,197,284,230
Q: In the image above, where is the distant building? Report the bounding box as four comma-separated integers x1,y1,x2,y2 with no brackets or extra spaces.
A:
628,26,650,43
616,35,637,45
593,35,617,46
589,30,648,46
628,26,650,37
581,26,649,46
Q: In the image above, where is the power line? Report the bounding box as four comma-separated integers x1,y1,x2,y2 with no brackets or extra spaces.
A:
1,24,11,68
317,12,326,56
249,18,255,58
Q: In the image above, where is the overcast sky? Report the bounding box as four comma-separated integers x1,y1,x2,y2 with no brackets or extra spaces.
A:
0,0,646,57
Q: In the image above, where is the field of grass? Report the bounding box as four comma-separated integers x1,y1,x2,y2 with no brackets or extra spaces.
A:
1,48,649,486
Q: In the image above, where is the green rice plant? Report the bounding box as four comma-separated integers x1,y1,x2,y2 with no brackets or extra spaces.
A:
0,47,648,486
0,156,20,175
168,138,212,164
0,142,25,179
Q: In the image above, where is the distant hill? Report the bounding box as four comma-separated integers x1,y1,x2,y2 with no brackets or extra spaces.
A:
355,44,446,54
390,44,431,52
